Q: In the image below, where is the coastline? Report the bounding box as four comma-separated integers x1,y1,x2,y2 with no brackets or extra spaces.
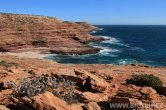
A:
0,13,166,110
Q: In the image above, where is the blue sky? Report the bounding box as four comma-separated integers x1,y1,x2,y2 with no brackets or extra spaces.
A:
0,0,166,25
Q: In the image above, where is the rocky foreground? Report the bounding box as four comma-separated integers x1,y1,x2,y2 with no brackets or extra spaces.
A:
0,13,104,55
0,55,166,110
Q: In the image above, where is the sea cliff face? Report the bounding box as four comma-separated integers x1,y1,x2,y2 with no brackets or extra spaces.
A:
0,13,104,54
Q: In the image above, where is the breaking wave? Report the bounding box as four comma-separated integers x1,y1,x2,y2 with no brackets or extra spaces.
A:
129,47,145,51
91,30,97,34
97,28,103,31
116,59,138,65
101,36,129,47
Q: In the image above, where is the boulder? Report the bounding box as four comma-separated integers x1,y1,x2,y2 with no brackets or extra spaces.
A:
22,92,71,110
86,76,107,92
117,90,142,99
75,70,109,92
78,92,108,102
140,87,157,100
115,85,142,99
58,70,108,93
83,102,101,110
140,87,157,95
110,97,143,109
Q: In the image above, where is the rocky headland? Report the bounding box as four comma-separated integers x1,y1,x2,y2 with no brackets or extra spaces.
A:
0,13,104,55
0,13,166,110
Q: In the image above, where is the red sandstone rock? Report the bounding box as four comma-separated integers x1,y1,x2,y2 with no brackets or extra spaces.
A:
83,102,101,110
0,55,166,109
22,92,71,110
0,13,104,55
140,87,157,95
0,105,10,110
140,87,157,100
110,97,143,109
74,70,109,92
78,92,108,102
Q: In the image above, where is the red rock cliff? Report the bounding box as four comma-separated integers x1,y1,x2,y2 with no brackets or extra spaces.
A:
0,13,104,54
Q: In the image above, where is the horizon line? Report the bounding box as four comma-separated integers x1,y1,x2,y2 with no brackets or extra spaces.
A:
92,24,166,26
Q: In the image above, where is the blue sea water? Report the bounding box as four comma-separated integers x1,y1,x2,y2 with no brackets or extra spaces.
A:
44,25,166,66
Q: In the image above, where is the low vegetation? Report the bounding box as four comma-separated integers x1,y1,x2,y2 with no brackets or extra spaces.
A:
13,75,78,104
126,74,163,87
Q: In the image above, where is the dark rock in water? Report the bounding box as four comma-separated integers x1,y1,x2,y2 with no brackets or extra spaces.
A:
50,47,101,55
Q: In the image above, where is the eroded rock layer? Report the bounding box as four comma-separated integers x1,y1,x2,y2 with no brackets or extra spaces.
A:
0,13,104,54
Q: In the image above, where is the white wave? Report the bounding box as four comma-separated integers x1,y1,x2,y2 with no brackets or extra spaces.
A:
130,47,145,51
102,37,120,43
116,59,138,65
97,28,103,31
99,49,118,57
100,36,130,47
92,45,120,57
91,30,97,34
101,53,118,57
100,36,111,40
90,41,124,57
100,47,120,53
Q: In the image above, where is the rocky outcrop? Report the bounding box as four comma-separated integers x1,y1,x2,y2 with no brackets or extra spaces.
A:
107,85,165,110
0,55,166,110
140,87,157,100
0,13,104,55
74,70,109,92
22,92,71,110
78,92,108,103
83,102,101,110
53,70,109,93
110,97,143,109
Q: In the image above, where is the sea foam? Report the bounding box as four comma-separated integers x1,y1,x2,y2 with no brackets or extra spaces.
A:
101,36,129,47
91,30,97,34
97,28,103,31
116,59,138,65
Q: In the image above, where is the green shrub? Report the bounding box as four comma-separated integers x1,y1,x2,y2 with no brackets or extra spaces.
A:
126,74,163,87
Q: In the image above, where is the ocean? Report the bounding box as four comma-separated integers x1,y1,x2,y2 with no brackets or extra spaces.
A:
44,25,166,66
